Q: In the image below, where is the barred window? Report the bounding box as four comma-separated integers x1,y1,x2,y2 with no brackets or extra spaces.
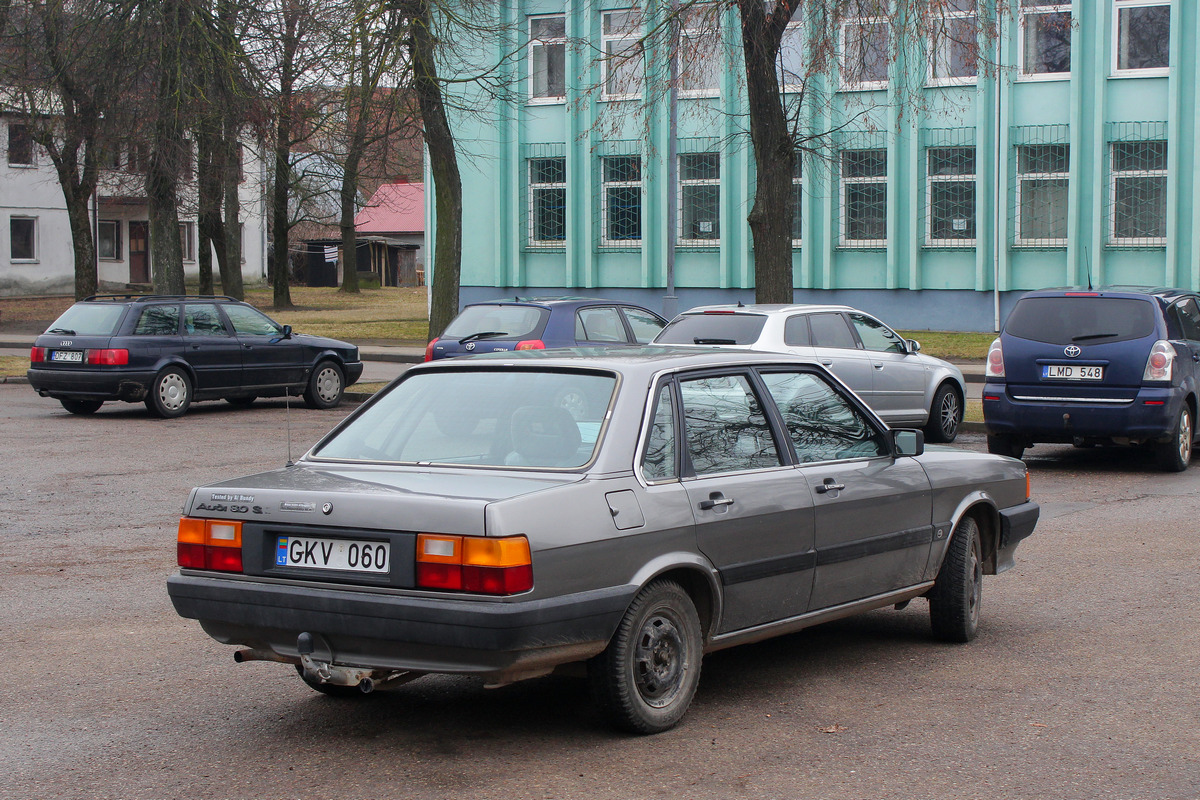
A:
602,10,643,99
98,221,121,260
530,15,566,101
529,157,566,246
841,149,887,247
1017,143,1069,246
840,3,890,90
927,147,976,246
680,153,720,244
602,155,642,244
1115,1,1170,73
929,0,978,84
791,156,803,243
679,4,721,96
1110,140,1167,246
1020,1,1071,77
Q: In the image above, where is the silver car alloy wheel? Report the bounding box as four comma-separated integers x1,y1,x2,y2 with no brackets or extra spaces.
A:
939,391,960,439
314,365,342,404
1179,408,1193,464
158,372,188,411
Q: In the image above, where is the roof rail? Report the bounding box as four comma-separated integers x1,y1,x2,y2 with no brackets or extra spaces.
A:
83,294,240,302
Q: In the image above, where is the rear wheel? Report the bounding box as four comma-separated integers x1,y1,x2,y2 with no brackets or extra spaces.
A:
60,399,103,415
303,361,344,409
986,434,1024,460
928,516,983,643
145,367,192,418
1155,405,1193,472
924,383,963,443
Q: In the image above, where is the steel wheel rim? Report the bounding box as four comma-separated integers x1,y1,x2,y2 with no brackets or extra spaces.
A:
632,609,688,708
1180,410,1192,464
940,392,960,438
158,373,187,411
315,367,341,403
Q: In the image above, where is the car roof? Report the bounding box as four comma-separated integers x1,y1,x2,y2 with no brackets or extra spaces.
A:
465,296,649,311
678,303,857,316
1020,286,1187,303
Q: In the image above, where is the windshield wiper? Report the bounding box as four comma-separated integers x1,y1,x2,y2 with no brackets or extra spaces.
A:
458,330,509,344
1072,333,1118,342
47,328,76,335
694,337,738,345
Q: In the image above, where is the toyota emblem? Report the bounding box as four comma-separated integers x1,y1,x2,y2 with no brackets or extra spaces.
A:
464,342,476,351
322,502,333,515
1064,345,1081,358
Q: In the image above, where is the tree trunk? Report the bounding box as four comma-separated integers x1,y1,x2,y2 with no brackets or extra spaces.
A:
148,0,187,295
40,134,99,299
198,127,227,293
338,147,361,294
271,22,297,309
219,122,244,300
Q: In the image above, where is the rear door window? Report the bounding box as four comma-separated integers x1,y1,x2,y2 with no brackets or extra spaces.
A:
808,313,859,349
184,303,229,336
654,313,767,345
134,305,180,335
1004,296,1157,345
576,306,627,342
1170,298,1200,341
678,373,782,474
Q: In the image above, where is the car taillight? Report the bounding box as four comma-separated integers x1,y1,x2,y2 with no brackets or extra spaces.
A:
515,340,545,351
1143,340,1175,381
86,348,128,365
424,338,438,361
177,517,243,573
415,533,532,595
985,338,1005,378
30,346,45,363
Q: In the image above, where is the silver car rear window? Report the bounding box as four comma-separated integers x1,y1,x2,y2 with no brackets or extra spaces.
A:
654,313,767,345
313,368,616,469
1004,296,1157,345
45,303,126,336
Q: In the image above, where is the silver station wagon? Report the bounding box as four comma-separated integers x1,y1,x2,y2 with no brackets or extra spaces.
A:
168,348,1038,733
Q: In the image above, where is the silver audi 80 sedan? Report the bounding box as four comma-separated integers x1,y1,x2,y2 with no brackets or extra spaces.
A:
168,347,1038,733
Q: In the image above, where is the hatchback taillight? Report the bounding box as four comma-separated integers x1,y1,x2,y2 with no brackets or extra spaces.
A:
86,348,128,365
515,340,545,351
424,338,438,361
30,346,45,363
1143,340,1175,382
985,338,1005,379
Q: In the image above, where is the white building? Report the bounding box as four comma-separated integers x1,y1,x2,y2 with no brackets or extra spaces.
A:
1,117,268,297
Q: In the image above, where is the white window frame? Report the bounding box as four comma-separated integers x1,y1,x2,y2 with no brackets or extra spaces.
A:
98,220,122,261
601,10,643,101
927,0,978,86
528,14,567,104
529,157,567,247
6,123,34,167
601,155,642,247
1018,1,1072,81
678,153,720,246
779,18,805,92
840,149,888,247
839,13,890,91
179,221,196,262
925,147,977,248
1015,143,1070,247
9,215,38,262
1112,0,1170,77
678,4,721,98
791,155,803,245
1109,140,1168,247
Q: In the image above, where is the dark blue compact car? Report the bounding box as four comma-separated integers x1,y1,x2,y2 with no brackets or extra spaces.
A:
983,286,1200,470
425,297,667,361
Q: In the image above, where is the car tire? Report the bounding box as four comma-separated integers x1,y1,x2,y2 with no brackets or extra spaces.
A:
928,516,983,643
145,367,192,419
60,399,103,415
303,360,344,409
1154,405,1193,472
924,383,963,443
986,434,1024,460
294,664,367,699
588,580,703,735
225,395,256,407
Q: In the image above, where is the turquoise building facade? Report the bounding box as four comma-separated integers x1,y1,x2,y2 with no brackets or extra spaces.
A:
431,0,1194,331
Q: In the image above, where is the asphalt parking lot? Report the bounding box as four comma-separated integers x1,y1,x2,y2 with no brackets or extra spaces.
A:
1,382,1197,800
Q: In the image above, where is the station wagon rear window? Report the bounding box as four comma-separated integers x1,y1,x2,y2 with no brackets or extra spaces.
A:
1004,297,1156,345
655,313,767,345
313,368,616,468
44,303,126,336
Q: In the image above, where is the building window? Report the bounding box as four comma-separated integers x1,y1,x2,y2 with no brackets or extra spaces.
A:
7,123,33,166
780,19,805,91
530,15,566,101
1110,140,1167,246
679,153,720,244
1017,143,1069,246
98,221,122,260
841,149,887,247
529,157,566,246
101,141,122,170
840,3,890,90
1020,1,1071,78
10,217,36,261
791,156,803,243
127,142,149,174
1114,1,1170,73
601,156,641,245
679,4,721,96
929,0,978,84
602,10,643,100
181,140,195,181
927,147,976,246
179,221,196,261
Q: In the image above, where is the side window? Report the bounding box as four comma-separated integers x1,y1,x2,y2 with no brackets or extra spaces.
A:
641,384,677,481
759,370,888,463
223,304,282,336
1172,299,1200,341
183,303,228,336
622,307,664,343
808,313,858,349
679,373,782,475
848,313,907,353
134,305,180,336
783,315,811,346
576,307,627,342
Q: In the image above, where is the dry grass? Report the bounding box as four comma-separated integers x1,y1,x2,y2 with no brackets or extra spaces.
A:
0,355,29,378
243,286,429,343
898,330,995,361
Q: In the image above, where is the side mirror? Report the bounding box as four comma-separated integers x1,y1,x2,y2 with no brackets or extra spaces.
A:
907,338,921,354
892,428,924,457
282,324,293,339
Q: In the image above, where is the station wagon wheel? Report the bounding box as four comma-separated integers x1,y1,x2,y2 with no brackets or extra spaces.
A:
303,360,344,409
928,516,983,643
145,367,192,419
60,399,103,415
1154,405,1193,472
588,580,702,734
924,384,962,443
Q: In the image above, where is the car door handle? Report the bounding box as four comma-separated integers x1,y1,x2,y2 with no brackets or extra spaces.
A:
873,362,884,369
242,343,253,349
698,493,735,510
814,479,846,494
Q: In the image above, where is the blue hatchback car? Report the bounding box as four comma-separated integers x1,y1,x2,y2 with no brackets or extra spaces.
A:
425,297,667,361
983,286,1200,470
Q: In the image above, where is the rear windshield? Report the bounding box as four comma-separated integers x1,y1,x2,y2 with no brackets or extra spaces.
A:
312,368,617,469
1004,296,1158,345
442,305,548,341
654,313,767,345
44,303,126,336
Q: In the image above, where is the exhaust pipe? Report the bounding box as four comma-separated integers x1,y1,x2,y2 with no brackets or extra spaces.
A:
234,648,298,664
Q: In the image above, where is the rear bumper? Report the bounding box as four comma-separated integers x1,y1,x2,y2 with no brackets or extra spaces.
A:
167,571,635,678
27,367,155,401
982,382,1180,443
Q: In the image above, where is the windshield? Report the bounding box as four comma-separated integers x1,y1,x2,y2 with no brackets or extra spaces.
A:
45,303,126,336
442,305,548,341
654,313,768,345
1004,296,1157,345
313,368,617,469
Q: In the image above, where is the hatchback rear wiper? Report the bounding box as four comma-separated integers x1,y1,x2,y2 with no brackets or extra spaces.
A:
694,337,738,345
458,330,509,344
1072,333,1118,342
47,328,76,335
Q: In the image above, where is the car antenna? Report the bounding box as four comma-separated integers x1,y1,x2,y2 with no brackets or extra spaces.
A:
285,391,294,467
1085,247,1093,291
